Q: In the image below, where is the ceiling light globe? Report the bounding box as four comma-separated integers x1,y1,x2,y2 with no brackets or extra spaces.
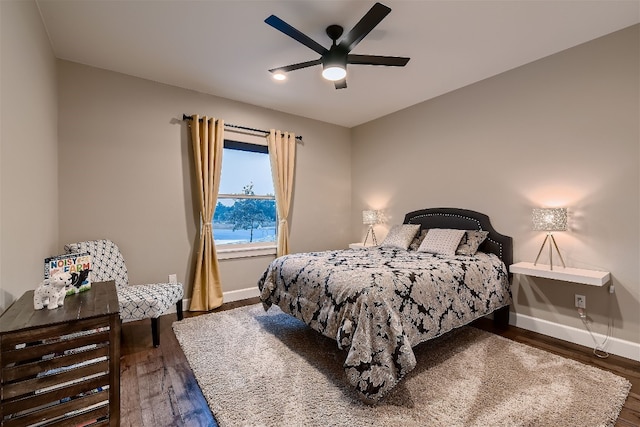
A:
322,66,346,81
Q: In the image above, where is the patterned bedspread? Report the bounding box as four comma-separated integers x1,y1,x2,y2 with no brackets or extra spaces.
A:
257,247,511,401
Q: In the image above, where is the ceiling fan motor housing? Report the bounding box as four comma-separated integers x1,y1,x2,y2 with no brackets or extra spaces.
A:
326,24,344,42
323,46,348,68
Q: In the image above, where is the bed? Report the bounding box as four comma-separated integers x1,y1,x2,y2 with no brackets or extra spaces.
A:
258,207,513,401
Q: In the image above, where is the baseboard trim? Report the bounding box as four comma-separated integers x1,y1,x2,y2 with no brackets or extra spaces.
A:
223,287,261,303
510,312,640,362
177,287,260,314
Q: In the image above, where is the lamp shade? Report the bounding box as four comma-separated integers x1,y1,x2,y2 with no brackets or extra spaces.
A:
362,210,379,225
532,208,567,231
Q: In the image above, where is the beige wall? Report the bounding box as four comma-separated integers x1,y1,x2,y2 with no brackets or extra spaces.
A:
0,1,59,311
57,61,351,297
352,25,639,345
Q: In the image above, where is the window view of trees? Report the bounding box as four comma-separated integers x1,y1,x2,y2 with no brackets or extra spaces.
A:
214,140,276,246
214,183,276,244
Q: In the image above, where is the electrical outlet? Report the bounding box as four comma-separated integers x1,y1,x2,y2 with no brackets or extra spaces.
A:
575,294,586,309
168,274,177,284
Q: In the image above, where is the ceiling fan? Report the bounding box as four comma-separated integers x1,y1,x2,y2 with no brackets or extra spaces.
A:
265,2,410,89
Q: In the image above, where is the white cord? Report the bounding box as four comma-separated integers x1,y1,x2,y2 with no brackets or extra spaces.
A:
577,285,614,359
580,314,611,358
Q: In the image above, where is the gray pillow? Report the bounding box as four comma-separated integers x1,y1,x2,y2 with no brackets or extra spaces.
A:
380,224,421,250
456,230,489,256
408,229,428,251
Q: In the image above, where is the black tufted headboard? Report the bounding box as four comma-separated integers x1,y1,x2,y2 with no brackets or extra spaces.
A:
403,207,513,268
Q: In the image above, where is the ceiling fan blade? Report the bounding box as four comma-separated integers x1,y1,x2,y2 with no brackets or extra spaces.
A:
338,2,391,53
348,54,410,66
334,79,347,89
269,59,322,74
265,15,328,56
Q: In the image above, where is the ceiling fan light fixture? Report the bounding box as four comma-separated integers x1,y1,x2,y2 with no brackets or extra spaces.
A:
272,71,287,81
265,2,409,89
322,64,346,81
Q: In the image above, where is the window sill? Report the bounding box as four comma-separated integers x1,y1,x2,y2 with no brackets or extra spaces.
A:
216,245,277,260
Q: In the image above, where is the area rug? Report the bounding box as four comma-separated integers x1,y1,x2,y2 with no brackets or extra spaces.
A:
172,304,631,427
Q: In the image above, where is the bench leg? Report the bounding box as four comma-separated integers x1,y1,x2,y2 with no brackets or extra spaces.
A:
151,318,159,347
176,300,184,321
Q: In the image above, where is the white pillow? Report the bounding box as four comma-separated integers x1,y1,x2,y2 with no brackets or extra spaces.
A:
380,224,421,250
417,228,466,256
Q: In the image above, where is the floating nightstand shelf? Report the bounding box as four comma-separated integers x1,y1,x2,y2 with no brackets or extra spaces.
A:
509,262,610,286
349,243,373,249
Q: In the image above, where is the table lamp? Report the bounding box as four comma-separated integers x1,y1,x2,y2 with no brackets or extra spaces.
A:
532,207,567,270
362,210,380,246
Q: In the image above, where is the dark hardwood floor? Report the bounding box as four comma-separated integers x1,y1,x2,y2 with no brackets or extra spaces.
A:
119,299,640,427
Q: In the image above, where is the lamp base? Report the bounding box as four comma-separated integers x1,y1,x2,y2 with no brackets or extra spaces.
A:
363,226,378,246
533,233,566,270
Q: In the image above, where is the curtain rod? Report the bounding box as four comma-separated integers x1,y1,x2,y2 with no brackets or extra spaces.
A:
182,114,302,141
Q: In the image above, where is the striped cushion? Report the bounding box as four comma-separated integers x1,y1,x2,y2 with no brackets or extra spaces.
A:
117,283,184,322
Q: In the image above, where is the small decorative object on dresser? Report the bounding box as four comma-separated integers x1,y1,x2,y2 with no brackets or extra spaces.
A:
44,252,92,295
33,271,73,310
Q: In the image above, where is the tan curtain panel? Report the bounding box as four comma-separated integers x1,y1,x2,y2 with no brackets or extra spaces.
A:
267,129,296,257
189,115,224,311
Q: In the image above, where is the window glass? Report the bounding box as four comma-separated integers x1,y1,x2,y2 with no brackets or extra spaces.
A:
213,140,276,246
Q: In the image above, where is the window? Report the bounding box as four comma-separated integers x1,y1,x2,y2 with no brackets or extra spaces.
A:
213,140,276,250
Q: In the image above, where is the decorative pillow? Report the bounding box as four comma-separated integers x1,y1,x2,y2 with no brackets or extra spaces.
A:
417,228,466,256
408,229,428,251
456,230,489,256
380,224,421,250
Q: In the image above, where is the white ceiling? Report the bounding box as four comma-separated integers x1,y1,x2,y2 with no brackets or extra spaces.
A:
36,0,639,128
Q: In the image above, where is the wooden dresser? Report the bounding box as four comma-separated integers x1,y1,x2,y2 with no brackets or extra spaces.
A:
0,281,120,426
